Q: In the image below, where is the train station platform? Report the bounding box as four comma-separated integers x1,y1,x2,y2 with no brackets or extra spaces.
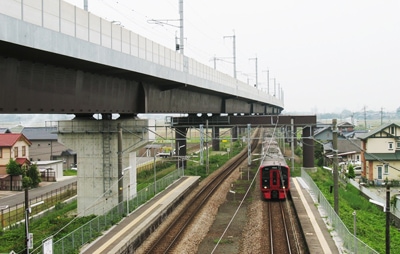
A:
80,176,200,254
291,177,341,253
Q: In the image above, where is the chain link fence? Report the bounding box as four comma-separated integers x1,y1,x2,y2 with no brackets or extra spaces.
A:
301,168,379,254
43,169,183,254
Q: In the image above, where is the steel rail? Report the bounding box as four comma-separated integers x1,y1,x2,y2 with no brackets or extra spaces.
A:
145,129,260,253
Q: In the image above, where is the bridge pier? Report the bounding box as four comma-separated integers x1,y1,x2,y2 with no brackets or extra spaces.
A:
302,125,314,168
175,127,188,172
231,126,238,142
212,127,220,151
57,117,149,216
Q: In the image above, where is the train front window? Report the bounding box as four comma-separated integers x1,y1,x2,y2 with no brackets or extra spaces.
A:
262,167,270,187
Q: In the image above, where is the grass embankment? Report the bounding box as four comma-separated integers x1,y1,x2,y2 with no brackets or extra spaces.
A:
0,140,243,253
309,168,400,253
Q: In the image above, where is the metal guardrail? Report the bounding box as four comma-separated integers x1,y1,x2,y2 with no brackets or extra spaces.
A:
301,169,379,254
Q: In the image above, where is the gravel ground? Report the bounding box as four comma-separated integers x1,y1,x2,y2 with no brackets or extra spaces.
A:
137,151,279,254
176,159,260,254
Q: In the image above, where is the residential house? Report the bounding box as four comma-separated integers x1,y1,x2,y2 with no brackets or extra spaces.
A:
0,128,11,134
21,127,77,170
314,121,359,141
322,139,362,167
315,121,364,168
358,123,400,183
0,133,32,190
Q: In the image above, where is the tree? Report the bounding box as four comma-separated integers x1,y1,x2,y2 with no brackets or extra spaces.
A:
26,164,41,188
6,158,23,191
347,164,355,179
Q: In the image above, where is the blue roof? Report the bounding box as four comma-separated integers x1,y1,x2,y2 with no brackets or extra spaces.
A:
21,127,58,140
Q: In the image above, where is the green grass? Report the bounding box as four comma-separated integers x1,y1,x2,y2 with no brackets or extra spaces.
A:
0,140,245,253
309,167,400,253
63,169,78,176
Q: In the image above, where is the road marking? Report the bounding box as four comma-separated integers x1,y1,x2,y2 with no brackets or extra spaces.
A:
292,178,332,254
92,177,193,254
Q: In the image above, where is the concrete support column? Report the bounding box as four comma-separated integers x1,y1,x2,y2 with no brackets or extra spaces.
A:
231,126,238,142
57,118,149,216
302,125,314,168
175,127,188,171
212,127,220,151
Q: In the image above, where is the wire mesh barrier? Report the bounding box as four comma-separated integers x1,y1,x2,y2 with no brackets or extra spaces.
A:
301,169,379,254
0,182,77,231
348,178,400,220
45,169,182,254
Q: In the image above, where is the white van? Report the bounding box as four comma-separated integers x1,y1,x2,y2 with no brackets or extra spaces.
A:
354,166,362,175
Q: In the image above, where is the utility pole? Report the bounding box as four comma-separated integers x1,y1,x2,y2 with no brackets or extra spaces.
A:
25,188,29,254
206,120,209,174
178,0,184,54
223,32,237,78
278,83,281,99
291,118,295,172
363,106,367,130
265,70,270,94
386,184,390,254
249,57,258,88
117,123,123,214
333,119,339,215
147,1,184,54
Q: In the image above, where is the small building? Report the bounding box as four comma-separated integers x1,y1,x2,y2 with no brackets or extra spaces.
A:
35,160,64,182
21,127,77,170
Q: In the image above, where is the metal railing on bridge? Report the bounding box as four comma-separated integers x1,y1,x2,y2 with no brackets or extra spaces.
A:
0,0,282,106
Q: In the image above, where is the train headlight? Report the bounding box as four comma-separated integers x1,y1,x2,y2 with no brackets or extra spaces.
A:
263,186,268,189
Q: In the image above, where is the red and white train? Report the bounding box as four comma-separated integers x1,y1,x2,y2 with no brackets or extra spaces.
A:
259,138,290,200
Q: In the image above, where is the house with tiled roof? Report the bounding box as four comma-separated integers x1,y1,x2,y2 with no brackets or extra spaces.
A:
0,133,32,190
21,127,77,170
0,128,11,134
358,123,400,183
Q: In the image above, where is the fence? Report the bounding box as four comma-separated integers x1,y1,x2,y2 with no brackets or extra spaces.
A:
35,169,183,254
0,181,77,230
301,169,378,254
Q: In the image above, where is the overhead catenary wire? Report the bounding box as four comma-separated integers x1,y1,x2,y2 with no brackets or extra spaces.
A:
211,122,281,252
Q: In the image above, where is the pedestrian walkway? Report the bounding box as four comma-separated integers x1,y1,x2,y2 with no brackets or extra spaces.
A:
0,176,76,208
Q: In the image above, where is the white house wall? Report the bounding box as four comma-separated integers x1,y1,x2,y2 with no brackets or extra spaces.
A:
366,138,396,154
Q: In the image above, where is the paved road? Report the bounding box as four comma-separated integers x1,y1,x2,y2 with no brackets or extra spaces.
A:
0,176,76,208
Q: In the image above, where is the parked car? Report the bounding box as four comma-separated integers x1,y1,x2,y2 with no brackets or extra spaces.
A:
354,166,361,175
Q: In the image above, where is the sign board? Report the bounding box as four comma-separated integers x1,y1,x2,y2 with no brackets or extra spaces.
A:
28,233,33,249
43,237,53,254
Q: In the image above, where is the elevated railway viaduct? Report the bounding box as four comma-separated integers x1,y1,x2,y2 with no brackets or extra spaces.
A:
0,1,317,216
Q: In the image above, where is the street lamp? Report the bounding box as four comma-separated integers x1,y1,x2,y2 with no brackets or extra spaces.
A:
25,201,44,254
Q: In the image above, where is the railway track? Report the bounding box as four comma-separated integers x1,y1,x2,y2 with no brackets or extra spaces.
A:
266,199,305,254
144,129,260,253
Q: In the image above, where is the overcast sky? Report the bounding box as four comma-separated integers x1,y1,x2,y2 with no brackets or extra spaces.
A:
65,0,400,114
